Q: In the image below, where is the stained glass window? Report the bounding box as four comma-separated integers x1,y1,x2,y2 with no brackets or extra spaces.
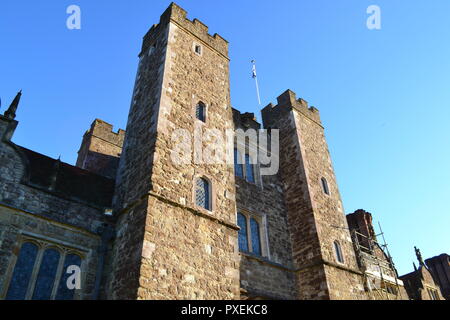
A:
5,242,39,300
32,248,60,300
250,218,262,256
245,154,255,183
234,149,243,178
237,213,248,252
55,254,82,300
196,178,210,210
196,102,206,122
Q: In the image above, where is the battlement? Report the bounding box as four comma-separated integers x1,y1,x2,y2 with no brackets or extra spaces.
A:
261,89,321,129
85,119,125,148
142,2,229,58
232,108,261,131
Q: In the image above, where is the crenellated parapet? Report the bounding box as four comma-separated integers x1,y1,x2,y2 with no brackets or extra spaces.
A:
261,89,321,129
141,2,228,58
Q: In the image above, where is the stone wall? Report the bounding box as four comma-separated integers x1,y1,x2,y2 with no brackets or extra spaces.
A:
262,90,367,300
108,3,240,300
0,116,112,300
76,119,125,179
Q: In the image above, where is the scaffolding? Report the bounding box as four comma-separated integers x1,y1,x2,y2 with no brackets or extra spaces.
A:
351,224,404,300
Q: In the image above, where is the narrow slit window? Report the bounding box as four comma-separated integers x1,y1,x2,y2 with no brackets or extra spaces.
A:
195,102,206,122
195,44,202,55
334,241,344,263
321,177,330,195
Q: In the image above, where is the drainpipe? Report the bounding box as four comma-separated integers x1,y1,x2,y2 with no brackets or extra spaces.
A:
92,223,115,300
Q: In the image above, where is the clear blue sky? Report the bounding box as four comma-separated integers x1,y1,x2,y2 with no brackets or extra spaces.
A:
1,0,449,276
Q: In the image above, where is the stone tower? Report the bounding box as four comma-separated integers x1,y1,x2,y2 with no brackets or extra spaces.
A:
107,3,240,299
262,90,367,300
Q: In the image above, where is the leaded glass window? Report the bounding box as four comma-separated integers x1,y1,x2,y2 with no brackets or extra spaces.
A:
4,239,84,300
55,254,82,300
237,213,248,252
250,218,261,256
196,177,211,210
234,148,243,178
5,242,38,300
32,248,60,300
245,154,255,183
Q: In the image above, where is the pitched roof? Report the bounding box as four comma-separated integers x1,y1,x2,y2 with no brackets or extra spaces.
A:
17,146,115,208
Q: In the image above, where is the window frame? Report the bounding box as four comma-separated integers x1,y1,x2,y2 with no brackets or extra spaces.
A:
234,142,262,187
193,175,214,212
195,101,207,123
321,177,330,196
236,210,269,258
1,235,86,300
333,240,345,264
193,42,203,56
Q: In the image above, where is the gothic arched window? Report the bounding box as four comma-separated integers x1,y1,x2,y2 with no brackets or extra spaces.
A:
334,241,344,264
195,102,206,122
321,177,330,195
196,177,211,211
32,248,61,300
55,253,82,300
6,242,39,300
237,213,249,252
234,148,244,178
250,218,261,256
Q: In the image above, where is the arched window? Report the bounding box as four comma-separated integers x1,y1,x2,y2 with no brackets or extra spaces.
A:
245,154,255,183
195,102,206,122
250,218,261,256
321,177,330,195
6,242,39,300
234,148,243,178
237,213,248,252
55,253,82,300
32,248,61,300
334,241,344,263
196,177,211,211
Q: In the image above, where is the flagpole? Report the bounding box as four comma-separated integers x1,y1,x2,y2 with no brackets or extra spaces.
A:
251,60,261,106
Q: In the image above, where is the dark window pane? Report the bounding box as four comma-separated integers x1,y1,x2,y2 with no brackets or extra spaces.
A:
234,149,243,178
245,154,255,183
6,242,39,300
321,178,330,195
196,178,210,210
55,254,82,300
32,248,60,300
196,103,206,122
250,218,262,256
237,213,248,252
334,241,344,263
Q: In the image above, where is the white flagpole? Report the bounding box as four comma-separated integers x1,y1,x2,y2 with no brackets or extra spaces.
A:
251,60,261,106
